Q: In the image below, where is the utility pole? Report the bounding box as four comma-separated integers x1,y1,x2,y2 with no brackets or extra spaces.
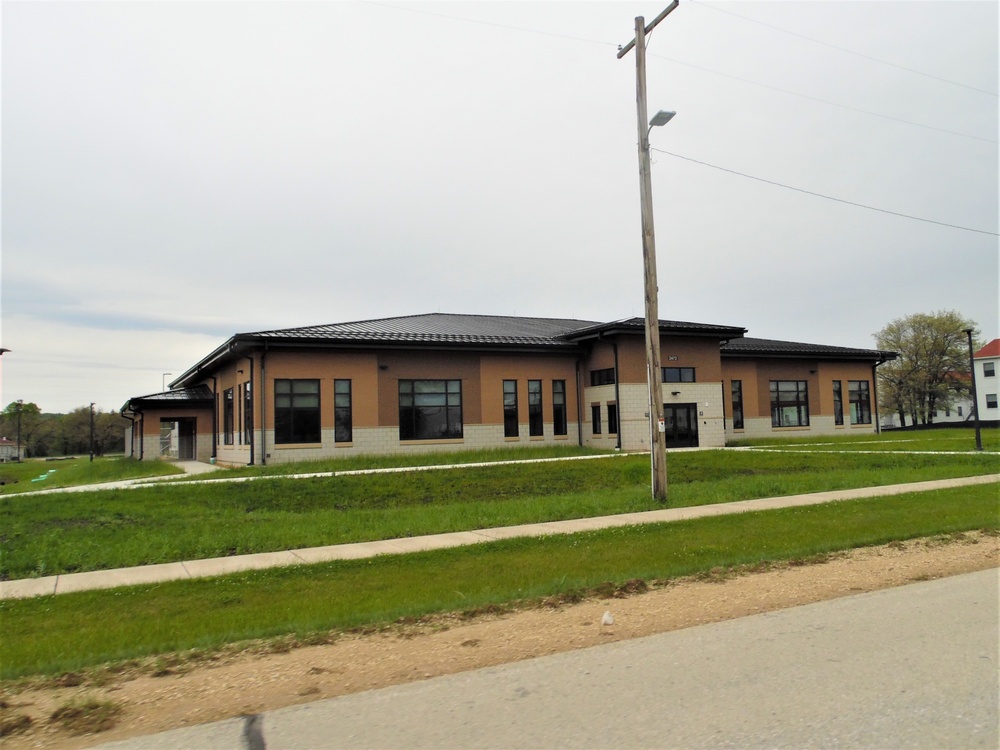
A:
963,329,983,451
619,2,678,501
89,402,96,462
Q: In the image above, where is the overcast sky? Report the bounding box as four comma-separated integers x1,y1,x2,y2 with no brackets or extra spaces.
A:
2,1,997,413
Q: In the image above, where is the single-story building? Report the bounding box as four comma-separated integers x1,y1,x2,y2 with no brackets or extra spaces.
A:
121,313,896,466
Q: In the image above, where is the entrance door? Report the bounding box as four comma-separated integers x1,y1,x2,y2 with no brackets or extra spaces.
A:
663,403,699,448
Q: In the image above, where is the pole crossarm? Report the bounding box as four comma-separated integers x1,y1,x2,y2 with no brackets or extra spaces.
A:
617,0,679,59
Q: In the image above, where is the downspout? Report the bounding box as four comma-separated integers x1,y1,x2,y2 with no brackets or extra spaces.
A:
139,413,144,460
872,360,882,435
247,356,255,466
612,342,622,450
210,376,218,461
575,358,583,447
260,346,268,466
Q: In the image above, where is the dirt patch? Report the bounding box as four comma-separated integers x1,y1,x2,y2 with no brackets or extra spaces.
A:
2,532,997,749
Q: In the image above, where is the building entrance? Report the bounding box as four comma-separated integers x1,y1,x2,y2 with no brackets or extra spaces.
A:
663,403,699,448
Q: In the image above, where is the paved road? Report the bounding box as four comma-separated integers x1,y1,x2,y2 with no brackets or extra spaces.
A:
96,568,999,750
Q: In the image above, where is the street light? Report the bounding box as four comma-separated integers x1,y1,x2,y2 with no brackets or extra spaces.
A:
963,328,983,452
649,110,676,128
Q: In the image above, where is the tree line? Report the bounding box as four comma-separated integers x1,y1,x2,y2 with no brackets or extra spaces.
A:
0,402,128,459
874,310,982,428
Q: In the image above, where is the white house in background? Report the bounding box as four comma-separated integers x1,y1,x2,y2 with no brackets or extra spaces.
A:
973,338,1000,422
0,437,22,462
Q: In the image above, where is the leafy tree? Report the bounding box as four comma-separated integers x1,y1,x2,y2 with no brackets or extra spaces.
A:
874,311,979,427
0,403,127,457
0,401,45,458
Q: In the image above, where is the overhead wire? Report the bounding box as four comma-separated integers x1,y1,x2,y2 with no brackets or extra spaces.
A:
650,147,999,236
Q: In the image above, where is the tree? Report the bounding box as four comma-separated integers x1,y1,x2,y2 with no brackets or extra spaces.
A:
874,311,979,427
0,401,44,458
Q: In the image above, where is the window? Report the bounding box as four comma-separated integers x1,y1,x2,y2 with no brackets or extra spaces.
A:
607,403,618,435
987,394,999,409
590,368,615,386
399,380,462,440
591,404,602,435
958,406,964,416
503,380,518,438
731,381,744,430
237,382,252,445
849,380,871,425
334,379,352,443
984,362,996,377
528,380,543,437
771,381,809,427
552,381,567,436
832,380,843,426
274,379,321,444
223,388,234,445
662,367,695,383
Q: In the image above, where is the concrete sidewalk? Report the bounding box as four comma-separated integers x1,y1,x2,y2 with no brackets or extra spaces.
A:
3,473,996,601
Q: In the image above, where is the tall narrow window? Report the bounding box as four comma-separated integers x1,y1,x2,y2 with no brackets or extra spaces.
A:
770,381,809,427
607,403,619,435
503,380,518,438
223,388,234,445
591,404,602,435
334,379,352,443
848,380,871,424
399,380,463,440
528,380,543,437
731,381,744,430
243,380,252,445
833,380,844,426
552,380,567,436
274,379,321,444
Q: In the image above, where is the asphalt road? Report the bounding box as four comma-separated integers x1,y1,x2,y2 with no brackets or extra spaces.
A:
96,568,999,750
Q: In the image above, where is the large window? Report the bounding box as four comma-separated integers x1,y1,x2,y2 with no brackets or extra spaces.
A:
553,381,567,436
590,368,615,386
274,379,321,444
770,380,809,427
663,367,696,383
399,380,463,440
223,388,234,445
731,380,744,430
607,403,618,435
334,379,352,443
591,404,602,435
849,380,871,425
528,380,543,437
833,380,844,426
503,380,518,438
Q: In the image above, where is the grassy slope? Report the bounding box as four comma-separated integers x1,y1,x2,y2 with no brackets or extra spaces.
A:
2,485,997,679
3,449,997,578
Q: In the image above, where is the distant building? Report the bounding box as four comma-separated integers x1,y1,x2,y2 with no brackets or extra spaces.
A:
121,313,896,465
973,338,1000,423
0,437,22,462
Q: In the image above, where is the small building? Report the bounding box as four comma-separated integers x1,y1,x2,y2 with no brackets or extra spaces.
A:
0,437,22,462
121,313,896,466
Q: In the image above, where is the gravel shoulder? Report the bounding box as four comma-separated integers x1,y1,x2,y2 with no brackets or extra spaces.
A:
2,531,997,749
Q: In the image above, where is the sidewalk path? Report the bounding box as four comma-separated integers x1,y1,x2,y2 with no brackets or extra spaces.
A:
3,473,996,601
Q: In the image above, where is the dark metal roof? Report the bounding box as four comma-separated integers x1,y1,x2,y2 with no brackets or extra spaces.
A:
242,313,602,347
121,385,214,414
565,317,747,341
721,337,896,361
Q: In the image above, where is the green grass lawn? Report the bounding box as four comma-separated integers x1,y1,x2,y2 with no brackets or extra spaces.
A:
2,434,997,579
0,456,181,493
1,484,996,680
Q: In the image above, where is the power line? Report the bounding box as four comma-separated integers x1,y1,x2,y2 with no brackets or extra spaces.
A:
690,0,998,97
650,147,999,237
647,52,997,144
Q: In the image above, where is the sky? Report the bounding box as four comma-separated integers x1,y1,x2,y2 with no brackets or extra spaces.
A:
2,0,997,414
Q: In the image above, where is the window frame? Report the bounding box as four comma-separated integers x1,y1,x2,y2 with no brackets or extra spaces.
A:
274,378,322,444
528,380,543,437
833,380,844,426
334,379,352,443
607,403,619,435
770,380,810,427
503,380,519,438
986,393,998,409
552,380,567,436
984,362,996,377
662,367,696,383
848,380,872,425
590,368,615,386
223,388,235,445
398,379,463,441
591,404,602,435
731,380,744,430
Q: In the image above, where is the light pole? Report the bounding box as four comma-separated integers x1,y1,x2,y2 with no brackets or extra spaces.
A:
963,328,983,451
89,402,96,462
162,373,173,392
619,2,679,501
16,399,23,462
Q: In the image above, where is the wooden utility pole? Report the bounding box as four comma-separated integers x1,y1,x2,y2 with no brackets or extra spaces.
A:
619,2,678,501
